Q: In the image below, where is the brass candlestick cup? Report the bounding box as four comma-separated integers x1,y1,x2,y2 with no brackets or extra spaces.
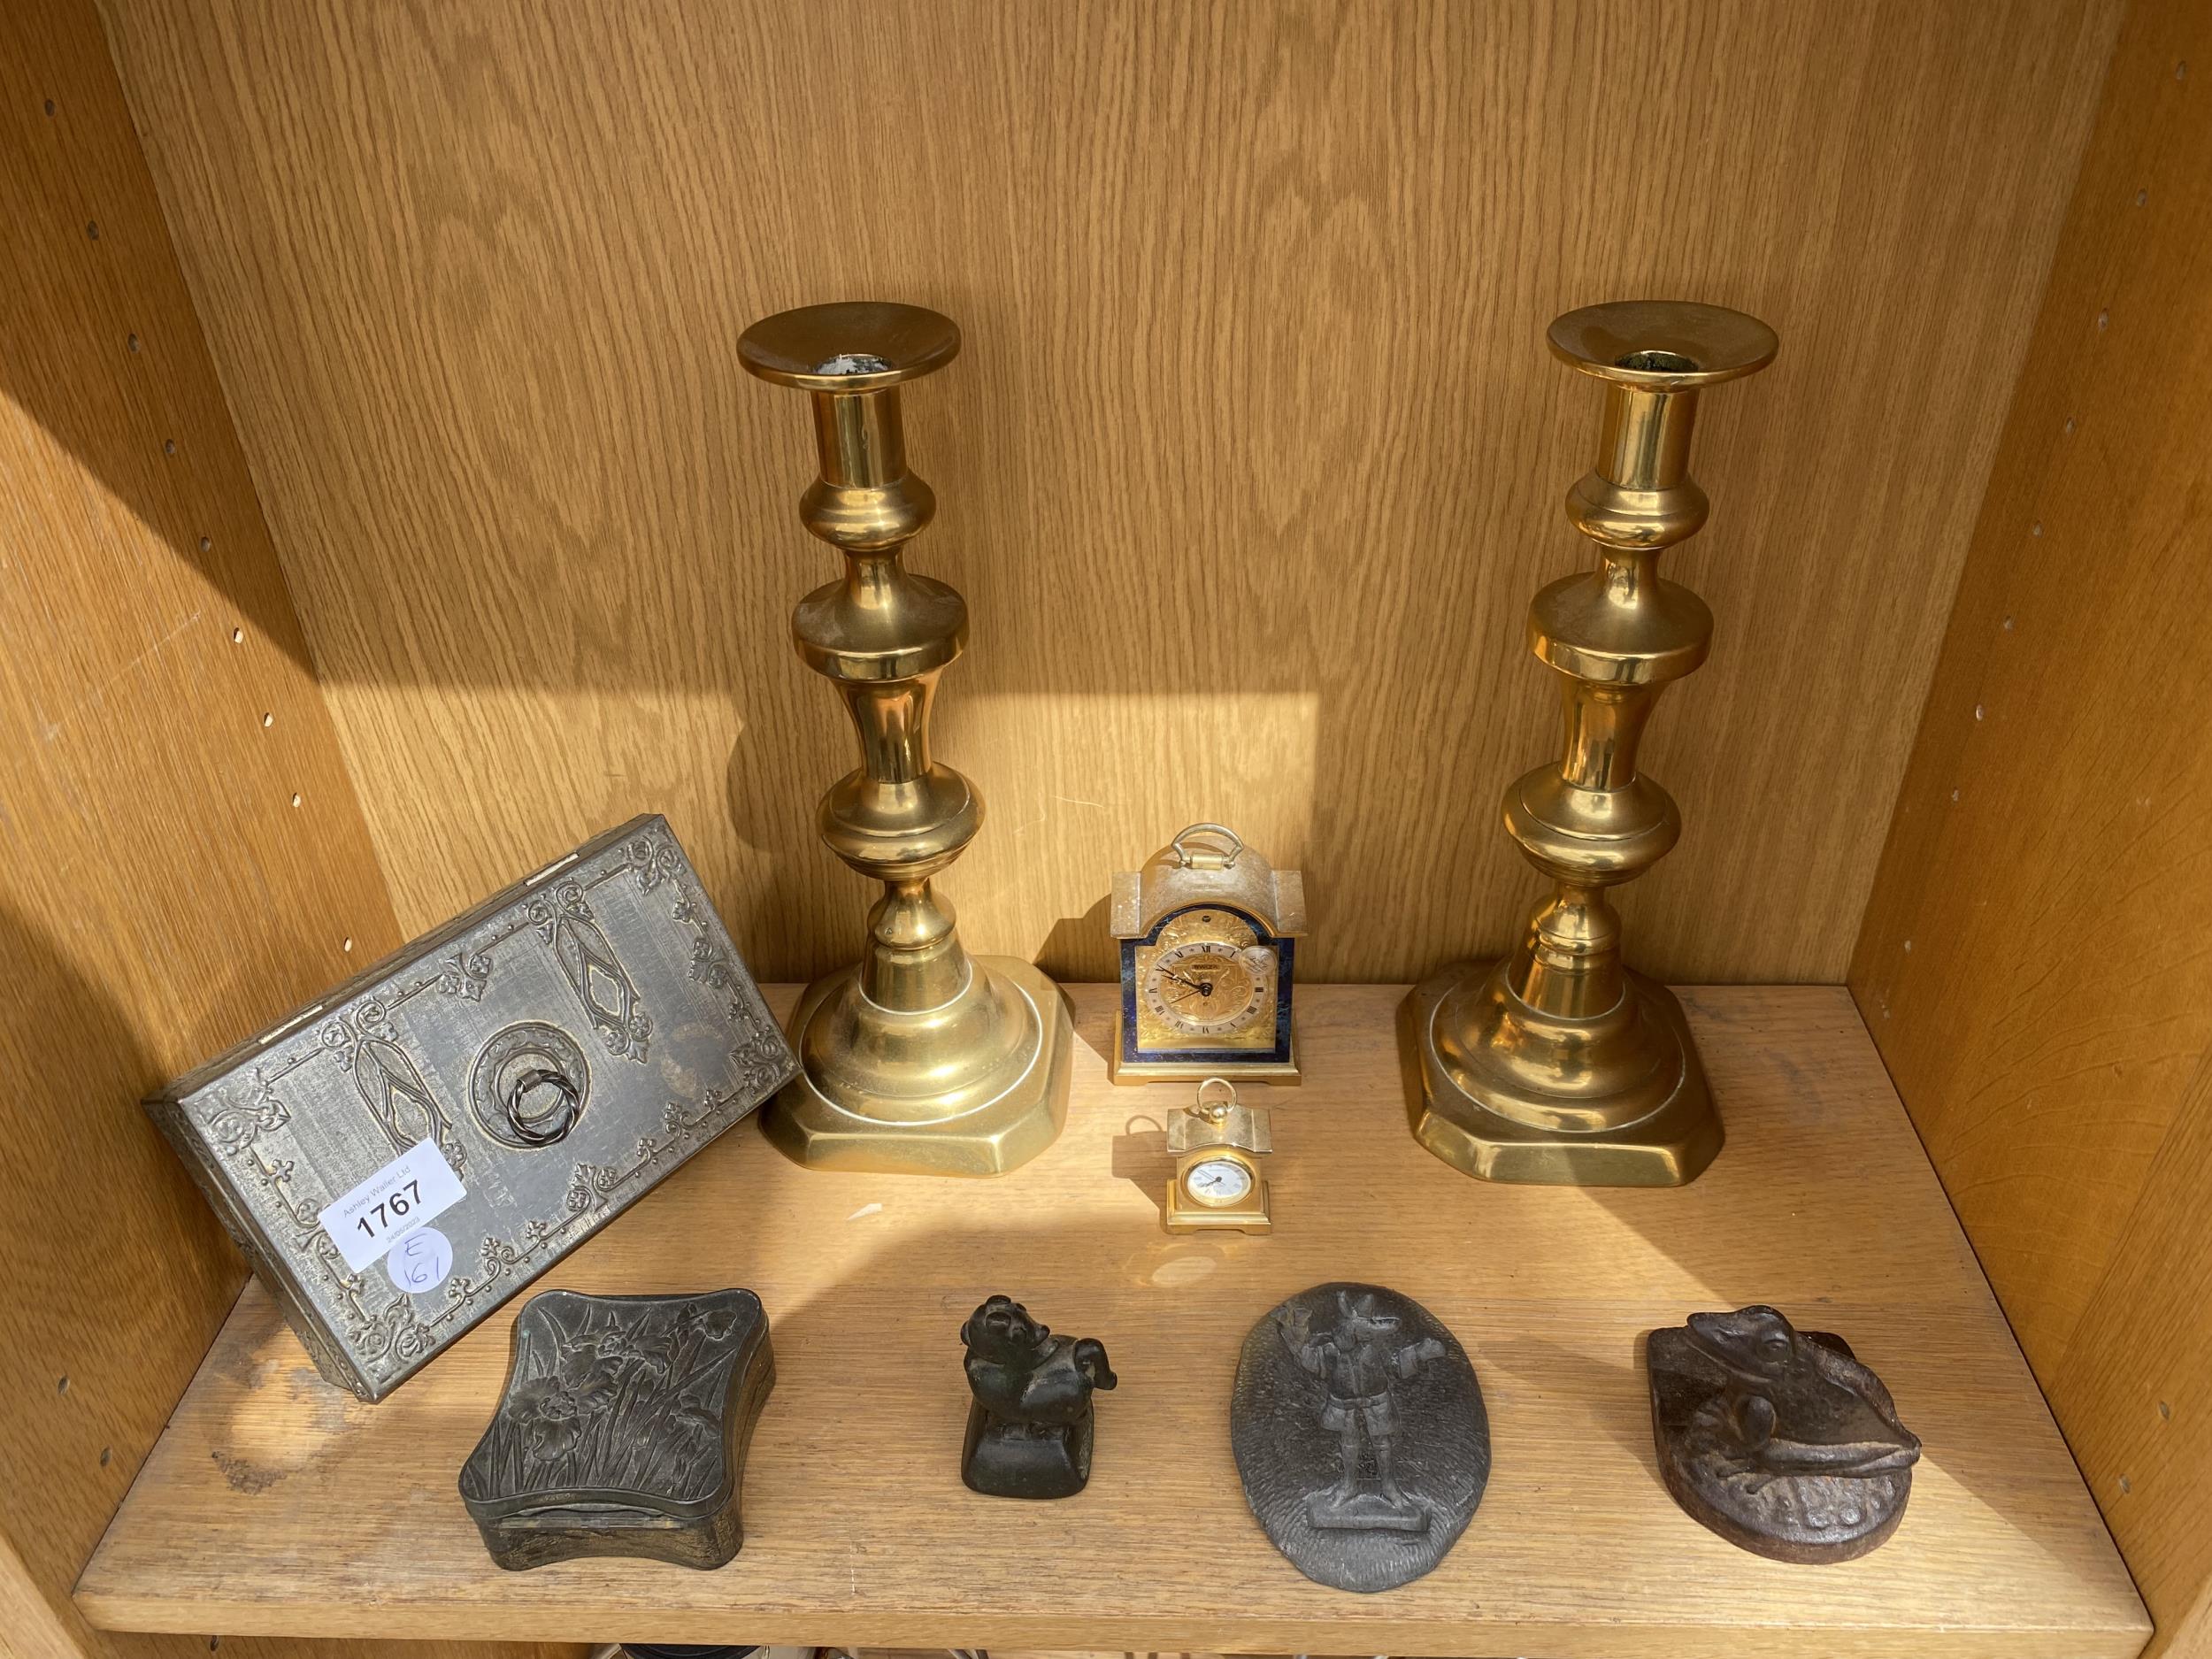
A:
1402,300,1777,1186
740,302,1071,1175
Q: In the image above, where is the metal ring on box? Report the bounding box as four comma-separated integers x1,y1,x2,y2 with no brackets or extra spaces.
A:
469,1020,592,1149
504,1067,581,1146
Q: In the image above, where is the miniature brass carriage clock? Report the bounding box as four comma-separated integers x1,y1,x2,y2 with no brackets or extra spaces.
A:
1166,1078,1273,1234
1111,825,1302,1083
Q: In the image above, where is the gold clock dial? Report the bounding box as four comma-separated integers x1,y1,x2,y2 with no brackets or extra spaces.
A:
1142,939,1272,1036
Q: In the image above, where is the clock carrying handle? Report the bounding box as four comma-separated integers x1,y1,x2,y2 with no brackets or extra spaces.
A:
1171,823,1243,870
1194,1075,1239,1119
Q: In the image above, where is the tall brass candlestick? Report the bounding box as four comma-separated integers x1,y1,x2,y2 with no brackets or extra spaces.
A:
1402,300,1777,1186
739,302,1071,1175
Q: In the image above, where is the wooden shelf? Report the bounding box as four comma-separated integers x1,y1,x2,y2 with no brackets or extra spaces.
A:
75,986,2147,1657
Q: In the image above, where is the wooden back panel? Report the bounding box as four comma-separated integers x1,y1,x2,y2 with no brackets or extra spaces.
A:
1854,0,2212,1650
96,0,2118,985
0,6,572,1659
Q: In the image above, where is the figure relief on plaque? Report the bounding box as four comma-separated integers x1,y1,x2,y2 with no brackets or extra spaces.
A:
1282,1289,1447,1532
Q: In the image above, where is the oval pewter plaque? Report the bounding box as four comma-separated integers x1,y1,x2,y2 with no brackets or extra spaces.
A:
1230,1281,1490,1593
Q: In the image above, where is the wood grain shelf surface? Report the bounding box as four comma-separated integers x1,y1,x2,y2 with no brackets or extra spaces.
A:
75,986,2147,1658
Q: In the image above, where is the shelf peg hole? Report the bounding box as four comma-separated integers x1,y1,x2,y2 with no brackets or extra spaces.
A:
199,535,212,553
2120,1475,2134,1494
1974,704,1985,721
86,220,98,240
260,711,273,728
1902,939,1913,954
2160,1400,2173,1420
342,936,354,953
98,1447,111,1466
2096,310,2110,331
43,98,56,116
127,333,140,353
2136,188,2148,206
1949,788,1961,803
164,438,177,457
290,793,303,809
2064,417,2076,434
231,626,243,644
57,1374,69,1394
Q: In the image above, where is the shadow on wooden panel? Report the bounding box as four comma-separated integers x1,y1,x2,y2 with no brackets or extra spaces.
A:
0,1,311,673
0,902,196,1648
1035,895,1113,988
1851,0,2212,1649
1,15,586,1659
91,0,2124,985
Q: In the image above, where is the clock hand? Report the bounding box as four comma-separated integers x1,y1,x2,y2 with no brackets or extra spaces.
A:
1161,969,1209,994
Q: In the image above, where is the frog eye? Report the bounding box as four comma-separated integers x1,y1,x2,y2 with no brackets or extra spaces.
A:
1764,1333,1790,1356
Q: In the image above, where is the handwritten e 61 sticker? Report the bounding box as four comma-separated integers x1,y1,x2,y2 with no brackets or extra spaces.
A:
386,1225,455,1294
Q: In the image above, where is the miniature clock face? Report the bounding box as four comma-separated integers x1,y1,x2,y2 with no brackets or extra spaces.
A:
1183,1155,1255,1205
1130,909,1285,1055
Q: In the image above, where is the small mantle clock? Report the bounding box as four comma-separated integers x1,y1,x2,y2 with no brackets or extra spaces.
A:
1110,823,1302,1084
1165,1077,1274,1234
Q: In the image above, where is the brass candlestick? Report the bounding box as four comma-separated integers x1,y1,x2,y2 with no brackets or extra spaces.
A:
739,301,1071,1175
1402,300,1777,1186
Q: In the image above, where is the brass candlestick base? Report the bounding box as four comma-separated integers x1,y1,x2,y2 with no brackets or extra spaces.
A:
740,302,1071,1177
1405,300,1777,1187
773,956,1071,1175
1401,964,1715,1185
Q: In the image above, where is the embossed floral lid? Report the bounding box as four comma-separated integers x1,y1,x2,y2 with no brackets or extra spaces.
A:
460,1287,771,1525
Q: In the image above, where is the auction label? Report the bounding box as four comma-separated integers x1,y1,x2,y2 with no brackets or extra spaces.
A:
319,1139,465,1273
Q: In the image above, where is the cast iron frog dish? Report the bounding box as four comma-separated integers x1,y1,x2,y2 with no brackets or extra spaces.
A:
1647,1303,1922,1563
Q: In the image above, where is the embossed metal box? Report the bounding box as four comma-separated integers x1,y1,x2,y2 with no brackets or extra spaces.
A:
145,816,795,1401
460,1287,774,1569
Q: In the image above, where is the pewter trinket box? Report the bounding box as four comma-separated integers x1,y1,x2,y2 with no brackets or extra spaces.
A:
460,1287,774,1570
144,816,794,1401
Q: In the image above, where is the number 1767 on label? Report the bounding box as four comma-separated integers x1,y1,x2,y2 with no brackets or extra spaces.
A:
356,1179,422,1240
318,1138,468,1274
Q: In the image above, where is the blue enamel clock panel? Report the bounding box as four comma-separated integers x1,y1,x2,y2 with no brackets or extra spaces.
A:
1119,905,1294,1064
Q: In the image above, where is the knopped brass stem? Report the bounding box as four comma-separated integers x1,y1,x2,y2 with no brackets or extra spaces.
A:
1402,300,1777,1186
740,302,1071,1175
